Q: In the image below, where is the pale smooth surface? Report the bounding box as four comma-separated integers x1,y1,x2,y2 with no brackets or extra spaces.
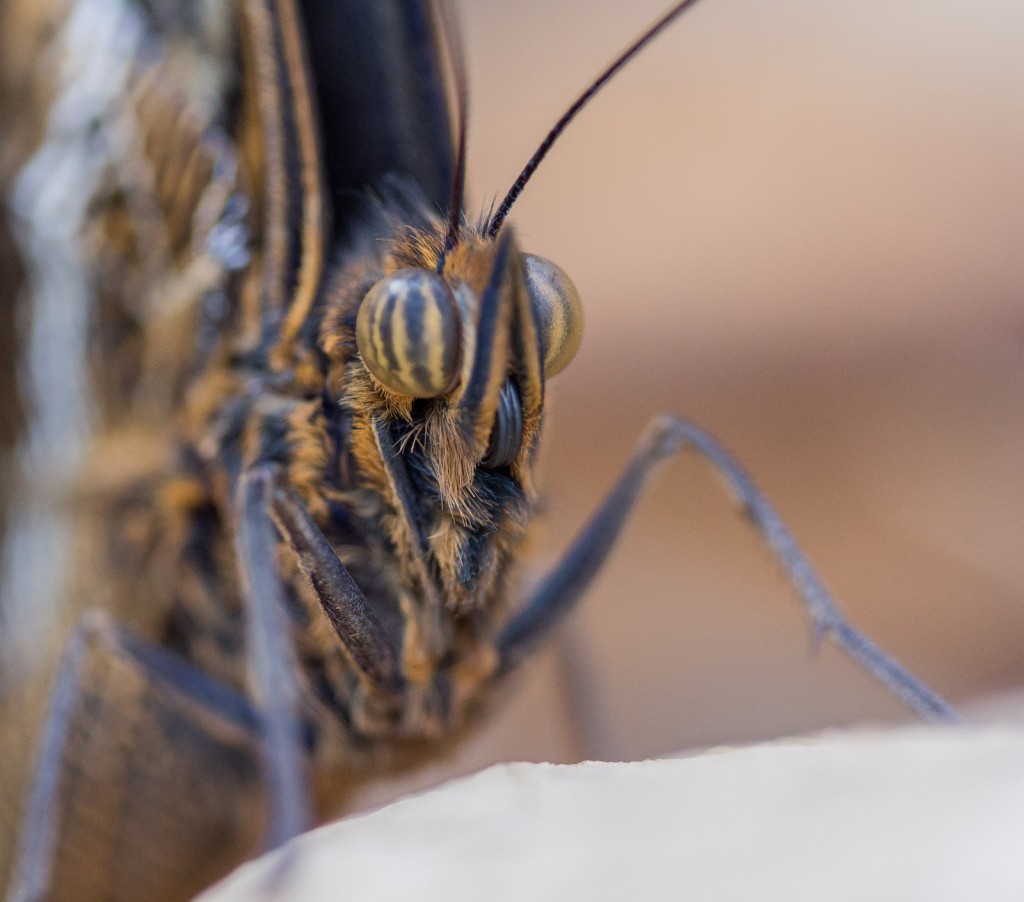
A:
202,726,1024,902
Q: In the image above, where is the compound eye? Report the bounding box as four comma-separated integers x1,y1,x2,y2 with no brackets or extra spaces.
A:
356,268,462,398
523,254,583,378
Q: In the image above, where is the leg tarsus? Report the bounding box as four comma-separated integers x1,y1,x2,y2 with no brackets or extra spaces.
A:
657,416,960,724
499,413,960,724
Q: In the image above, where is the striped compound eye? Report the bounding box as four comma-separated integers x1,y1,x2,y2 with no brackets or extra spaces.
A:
523,255,583,378
356,268,462,398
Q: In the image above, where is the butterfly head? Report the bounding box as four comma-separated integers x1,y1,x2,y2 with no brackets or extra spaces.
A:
342,219,582,513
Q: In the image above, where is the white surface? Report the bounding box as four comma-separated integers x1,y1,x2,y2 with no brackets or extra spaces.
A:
201,726,1024,901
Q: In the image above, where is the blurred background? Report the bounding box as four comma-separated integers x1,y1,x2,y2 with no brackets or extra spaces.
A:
351,0,1024,812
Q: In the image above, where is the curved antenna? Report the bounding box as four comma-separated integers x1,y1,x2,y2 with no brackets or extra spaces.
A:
436,0,470,256
487,0,705,238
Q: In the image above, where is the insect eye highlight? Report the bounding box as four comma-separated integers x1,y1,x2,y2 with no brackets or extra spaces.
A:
523,254,584,378
356,268,462,398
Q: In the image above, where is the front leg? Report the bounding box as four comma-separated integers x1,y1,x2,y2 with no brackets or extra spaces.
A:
497,414,959,723
225,464,407,885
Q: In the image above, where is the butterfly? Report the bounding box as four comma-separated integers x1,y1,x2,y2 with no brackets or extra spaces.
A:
0,0,976,899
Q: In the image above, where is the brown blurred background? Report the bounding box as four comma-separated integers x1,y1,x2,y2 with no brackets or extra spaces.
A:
350,0,1024,812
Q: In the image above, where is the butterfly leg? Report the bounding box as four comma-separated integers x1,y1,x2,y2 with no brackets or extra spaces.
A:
232,463,404,842
498,413,960,723
6,612,264,902
234,466,312,849
247,464,404,699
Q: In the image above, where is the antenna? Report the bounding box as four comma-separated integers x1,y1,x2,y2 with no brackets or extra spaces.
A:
487,0,706,238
